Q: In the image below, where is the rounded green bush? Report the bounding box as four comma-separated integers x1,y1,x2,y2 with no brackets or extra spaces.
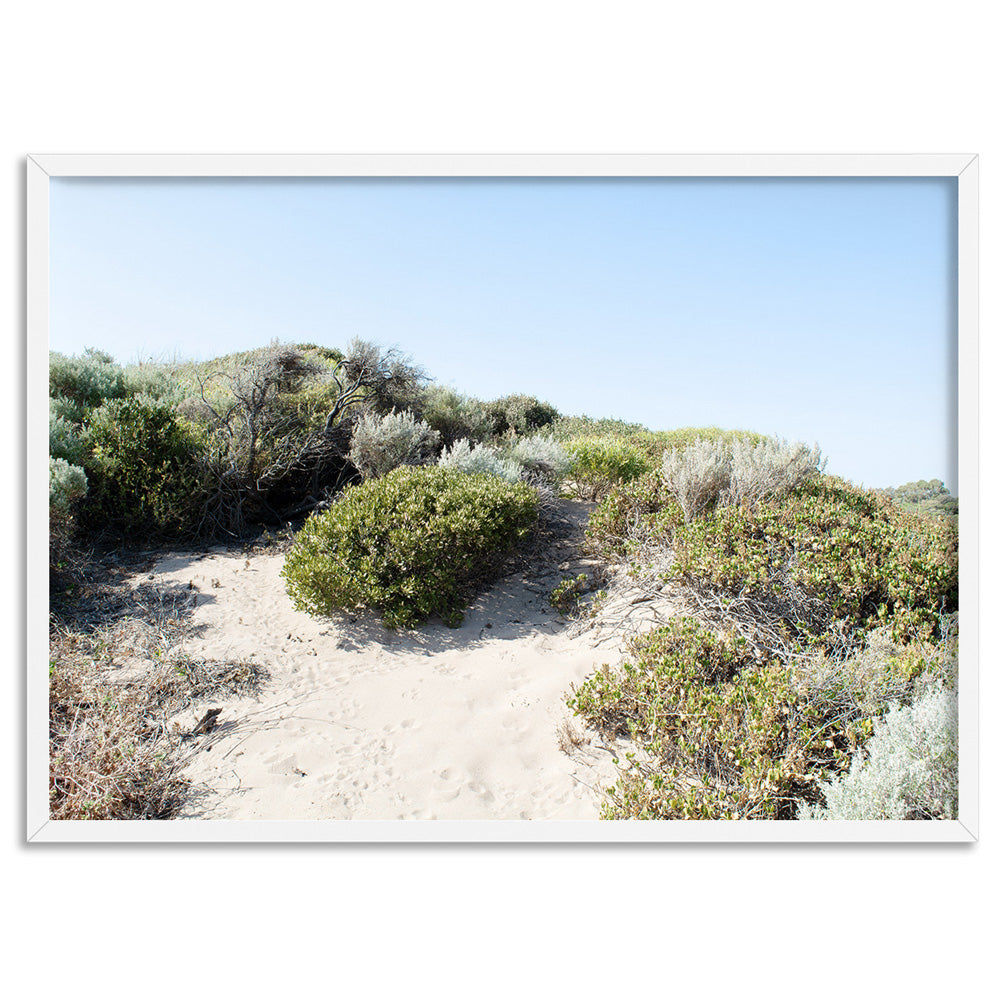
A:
282,466,539,628
85,396,204,534
565,435,653,500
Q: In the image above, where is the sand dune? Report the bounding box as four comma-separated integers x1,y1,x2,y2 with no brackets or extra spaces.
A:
149,501,632,821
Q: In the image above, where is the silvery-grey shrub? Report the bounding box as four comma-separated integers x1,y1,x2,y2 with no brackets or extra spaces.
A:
660,438,732,521
508,434,572,483
798,682,958,821
49,404,89,467
661,435,825,520
349,409,440,480
724,437,825,507
437,438,522,483
49,457,88,515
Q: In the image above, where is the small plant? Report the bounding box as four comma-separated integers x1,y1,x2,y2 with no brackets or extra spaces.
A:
348,409,440,479
282,466,538,628
549,573,590,615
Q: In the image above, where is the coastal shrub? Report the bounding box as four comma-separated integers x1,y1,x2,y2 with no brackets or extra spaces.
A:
507,434,572,484
49,349,131,418
420,386,492,447
798,682,958,820
585,471,681,560
660,438,732,521
659,435,824,520
282,466,538,628
348,409,440,479
550,415,650,442
568,610,958,821
567,618,841,819
49,406,89,467
85,396,204,534
724,437,825,507
49,458,89,564
437,438,522,482
485,394,559,437
565,436,653,500
671,477,958,642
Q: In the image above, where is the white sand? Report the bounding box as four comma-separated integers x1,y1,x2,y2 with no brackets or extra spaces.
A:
148,501,634,821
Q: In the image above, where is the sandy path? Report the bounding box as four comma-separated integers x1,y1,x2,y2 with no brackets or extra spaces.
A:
149,501,624,821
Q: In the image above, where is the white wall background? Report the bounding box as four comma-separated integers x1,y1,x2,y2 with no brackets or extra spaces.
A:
4,3,995,996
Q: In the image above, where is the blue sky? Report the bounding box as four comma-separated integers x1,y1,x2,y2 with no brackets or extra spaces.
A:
49,176,957,491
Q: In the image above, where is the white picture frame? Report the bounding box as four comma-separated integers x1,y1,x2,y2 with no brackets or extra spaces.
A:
26,153,979,843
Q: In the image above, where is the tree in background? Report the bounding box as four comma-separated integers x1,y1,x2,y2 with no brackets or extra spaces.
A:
883,479,958,520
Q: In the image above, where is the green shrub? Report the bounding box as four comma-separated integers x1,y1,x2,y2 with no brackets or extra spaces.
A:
565,436,653,500
585,471,680,559
50,458,88,516
420,386,492,447
567,618,837,819
569,612,956,821
549,415,650,442
485,394,559,437
282,466,538,628
670,477,957,641
589,471,957,645
85,396,205,534
49,458,89,565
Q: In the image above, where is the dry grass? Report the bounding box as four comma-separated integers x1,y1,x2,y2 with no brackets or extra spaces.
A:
49,551,268,821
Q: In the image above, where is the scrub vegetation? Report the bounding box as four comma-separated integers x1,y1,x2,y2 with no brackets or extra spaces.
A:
48,340,960,822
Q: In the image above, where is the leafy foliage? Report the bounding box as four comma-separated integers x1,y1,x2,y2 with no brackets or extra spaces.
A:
574,457,959,821
282,466,538,628
568,615,955,820
85,396,205,534
549,574,590,616
49,457,88,515
49,348,131,421
565,436,653,500
670,477,957,642
549,414,650,441
884,479,958,520
484,393,559,437
419,386,492,447
568,618,828,819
